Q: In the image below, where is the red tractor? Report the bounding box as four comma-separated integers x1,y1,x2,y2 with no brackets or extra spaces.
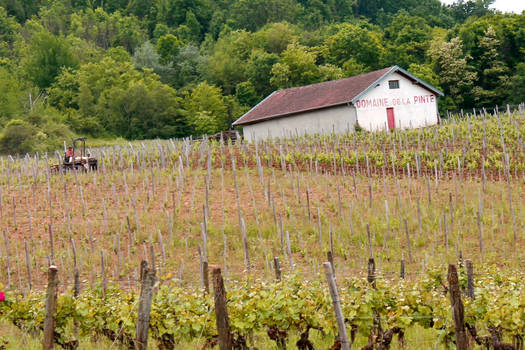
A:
51,137,98,173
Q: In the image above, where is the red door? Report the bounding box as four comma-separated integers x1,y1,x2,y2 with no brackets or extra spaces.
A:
386,108,395,130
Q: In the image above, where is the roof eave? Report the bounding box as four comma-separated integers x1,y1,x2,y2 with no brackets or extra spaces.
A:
350,66,397,104
234,101,352,126
233,91,276,126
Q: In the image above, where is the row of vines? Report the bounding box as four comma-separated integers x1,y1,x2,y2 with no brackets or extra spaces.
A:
1,112,524,184
1,265,523,349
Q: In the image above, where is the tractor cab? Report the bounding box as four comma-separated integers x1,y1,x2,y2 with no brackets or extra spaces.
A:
73,137,88,158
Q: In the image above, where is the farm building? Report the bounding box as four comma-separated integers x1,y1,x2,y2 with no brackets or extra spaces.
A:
233,66,444,141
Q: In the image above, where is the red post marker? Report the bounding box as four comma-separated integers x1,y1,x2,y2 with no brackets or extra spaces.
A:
0,291,5,301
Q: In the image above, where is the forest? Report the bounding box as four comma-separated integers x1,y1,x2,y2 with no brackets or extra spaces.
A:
0,0,524,153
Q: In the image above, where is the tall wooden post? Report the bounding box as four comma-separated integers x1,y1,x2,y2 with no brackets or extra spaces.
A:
400,255,405,279
448,264,468,350
43,266,58,350
404,219,413,262
327,250,335,276
367,258,376,289
203,261,209,294
135,265,156,350
274,257,282,281
70,238,80,298
323,263,350,350
211,266,233,350
100,251,106,297
24,240,32,290
465,259,474,300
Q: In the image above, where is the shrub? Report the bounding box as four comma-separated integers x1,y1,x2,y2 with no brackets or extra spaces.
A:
0,119,38,155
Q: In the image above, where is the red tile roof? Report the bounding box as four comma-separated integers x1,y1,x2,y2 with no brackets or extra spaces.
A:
234,66,394,126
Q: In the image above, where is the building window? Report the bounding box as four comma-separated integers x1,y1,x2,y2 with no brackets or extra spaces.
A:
389,80,400,89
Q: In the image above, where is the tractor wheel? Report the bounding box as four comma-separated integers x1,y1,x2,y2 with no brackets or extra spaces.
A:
76,165,87,173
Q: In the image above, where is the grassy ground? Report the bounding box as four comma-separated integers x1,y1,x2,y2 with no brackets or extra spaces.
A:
0,320,462,349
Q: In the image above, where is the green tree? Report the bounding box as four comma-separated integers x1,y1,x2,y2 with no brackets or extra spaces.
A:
172,45,207,88
508,62,525,104
224,94,248,127
318,64,344,81
255,22,299,54
355,0,450,25
50,55,188,138
183,10,202,43
342,58,367,76
106,81,187,139
270,43,320,89
156,34,182,64
134,40,175,84
296,0,354,28
229,0,302,32
269,62,292,89
185,82,228,135
154,0,214,31
0,6,19,57
153,23,172,39
471,26,510,106
448,0,494,23
0,0,42,22
48,67,80,111
0,66,23,125
105,46,132,62
325,23,384,69
429,37,477,106
246,51,279,97
23,30,79,89
69,9,147,52
127,0,153,19
205,30,258,94
383,12,432,67
408,63,441,90
75,58,143,119
0,119,37,154
235,81,259,106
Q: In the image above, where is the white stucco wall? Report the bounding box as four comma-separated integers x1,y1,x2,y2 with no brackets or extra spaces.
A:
354,72,439,132
242,104,357,142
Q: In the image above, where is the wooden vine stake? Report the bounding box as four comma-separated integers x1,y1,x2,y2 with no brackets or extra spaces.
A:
367,258,376,289
323,262,350,350
273,257,282,281
200,223,209,294
465,259,474,300
100,251,106,297
327,250,335,276
24,240,32,290
285,230,294,271
135,262,156,350
211,266,233,350
70,238,80,297
476,211,484,260
240,218,251,274
400,254,405,279
447,264,468,350
43,265,58,350
404,219,413,262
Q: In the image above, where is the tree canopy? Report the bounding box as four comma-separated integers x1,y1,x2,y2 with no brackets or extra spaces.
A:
0,0,524,154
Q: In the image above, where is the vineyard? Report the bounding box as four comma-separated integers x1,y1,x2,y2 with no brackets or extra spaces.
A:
0,110,523,349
